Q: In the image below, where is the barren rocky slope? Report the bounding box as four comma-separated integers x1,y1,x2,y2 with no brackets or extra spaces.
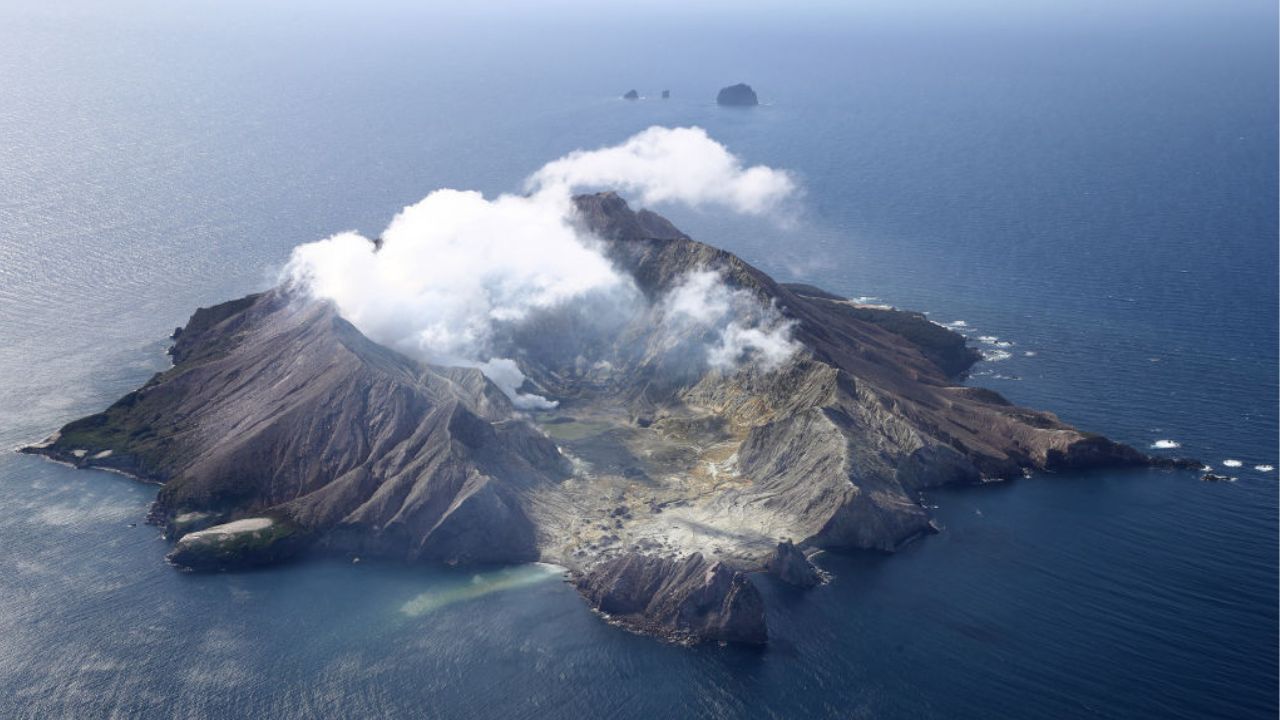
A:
24,192,1189,645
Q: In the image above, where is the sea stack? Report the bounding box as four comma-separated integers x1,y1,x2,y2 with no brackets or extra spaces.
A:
661,90,670,99
623,89,639,100
716,83,758,106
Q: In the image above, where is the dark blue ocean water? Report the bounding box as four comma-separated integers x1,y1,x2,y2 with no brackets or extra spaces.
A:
0,1,1275,717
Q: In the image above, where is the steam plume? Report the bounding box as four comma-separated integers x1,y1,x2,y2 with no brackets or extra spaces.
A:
285,126,799,408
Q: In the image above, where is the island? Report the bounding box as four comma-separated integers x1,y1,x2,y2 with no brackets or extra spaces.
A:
623,89,639,100
22,192,1195,645
716,83,758,106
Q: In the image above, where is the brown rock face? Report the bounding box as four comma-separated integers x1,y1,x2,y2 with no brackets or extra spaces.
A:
765,540,823,588
574,552,766,645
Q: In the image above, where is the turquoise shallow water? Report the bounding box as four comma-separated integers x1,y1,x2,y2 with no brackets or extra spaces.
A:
0,1,1275,718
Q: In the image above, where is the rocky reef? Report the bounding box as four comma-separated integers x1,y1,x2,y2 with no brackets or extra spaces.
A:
22,192,1195,644
716,83,758,106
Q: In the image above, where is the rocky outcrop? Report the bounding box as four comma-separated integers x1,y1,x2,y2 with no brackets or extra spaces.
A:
166,517,308,571
622,89,639,100
716,83,758,106
574,553,766,644
765,540,824,588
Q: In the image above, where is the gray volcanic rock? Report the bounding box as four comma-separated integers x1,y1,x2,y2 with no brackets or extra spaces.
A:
622,89,639,100
28,290,570,567
574,552,766,644
23,189,1195,645
716,83,758,106
765,540,823,588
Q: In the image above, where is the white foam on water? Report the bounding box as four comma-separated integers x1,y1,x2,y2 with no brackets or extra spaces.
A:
1255,465,1275,472
981,349,1012,362
1150,439,1181,450
977,335,999,344
1023,351,1037,357
1222,459,1243,468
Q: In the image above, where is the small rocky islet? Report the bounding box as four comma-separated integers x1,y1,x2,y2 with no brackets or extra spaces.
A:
23,192,1197,645
716,83,759,106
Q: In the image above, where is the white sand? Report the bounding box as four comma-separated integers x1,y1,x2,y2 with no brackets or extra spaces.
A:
184,517,274,541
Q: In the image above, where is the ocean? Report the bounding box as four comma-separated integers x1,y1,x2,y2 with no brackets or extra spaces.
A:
0,1,1275,717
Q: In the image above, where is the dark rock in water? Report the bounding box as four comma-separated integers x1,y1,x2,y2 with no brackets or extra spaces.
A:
1151,456,1206,470
574,553,766,644
1201,472,1234,482
622,89,639,100
716,83,758,106
765,540,824,588
661,89,670,99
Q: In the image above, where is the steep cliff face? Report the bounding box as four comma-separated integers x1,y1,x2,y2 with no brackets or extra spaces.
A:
23,191,1191,645
765,540,825,588
575,552,767,644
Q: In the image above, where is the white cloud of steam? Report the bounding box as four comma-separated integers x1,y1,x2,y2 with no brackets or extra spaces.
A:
286,190,622,411
661,270,799,372
478,358,558,411
284,127,799,408
527,126,796,215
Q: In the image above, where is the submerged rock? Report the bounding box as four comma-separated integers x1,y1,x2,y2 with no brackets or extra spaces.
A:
574,553,766,644
765,540,824,588
716,83,758,106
